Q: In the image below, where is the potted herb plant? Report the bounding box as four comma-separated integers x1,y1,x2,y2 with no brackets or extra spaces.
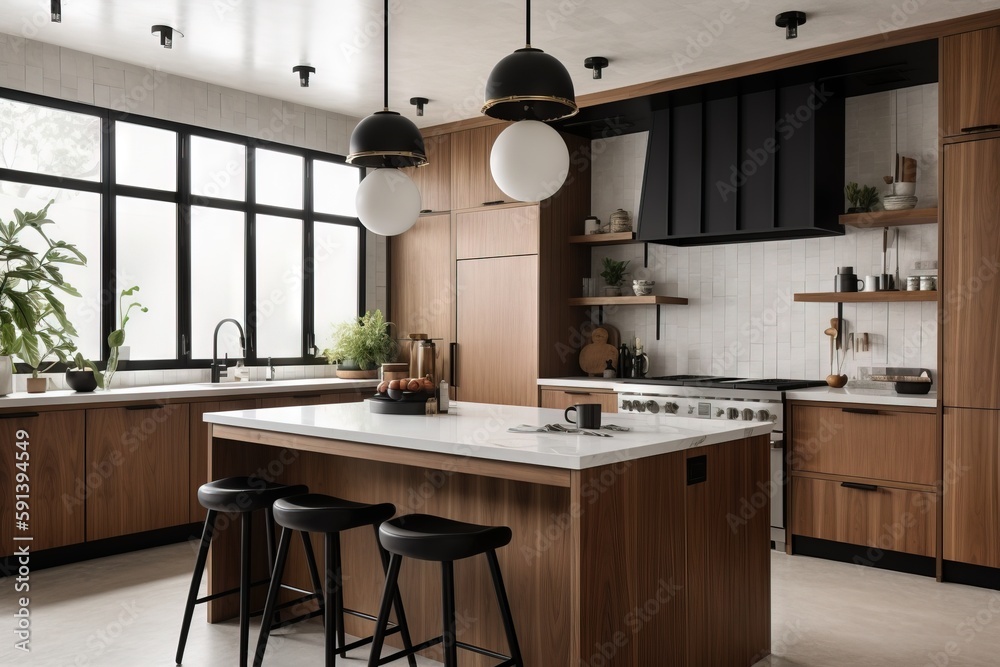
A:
600,257,630,296
323,309,397,379
844,182,880,213
0,201,87,395
104,286,147,390
66,352,103,392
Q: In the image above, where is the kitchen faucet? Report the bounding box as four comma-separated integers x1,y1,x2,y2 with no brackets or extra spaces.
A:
211,318,248,383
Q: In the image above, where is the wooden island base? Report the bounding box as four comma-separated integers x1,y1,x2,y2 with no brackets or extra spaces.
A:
207,424,771,667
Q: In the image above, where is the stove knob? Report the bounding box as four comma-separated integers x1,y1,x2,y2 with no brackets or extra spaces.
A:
645,400,660,414
636,401,647,413
727,407,739,420
687,405,695,414
756,409,772,422
664,402,679,414
742,408,755,421
715,408,725,418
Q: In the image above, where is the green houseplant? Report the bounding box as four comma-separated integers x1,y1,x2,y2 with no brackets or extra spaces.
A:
104,286,147,390
844,181,880,213
0,201,87,394
323,309,397,379
599,257,630,296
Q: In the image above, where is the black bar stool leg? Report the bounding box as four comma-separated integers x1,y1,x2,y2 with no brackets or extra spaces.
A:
487,550,524,666
367,553,402,667
176,509,217,665
324,532,344,665
239,512,253,667
441,561,458,667
301,531,325,612
253,527,293,667
373,527,418,667
264,508,280,625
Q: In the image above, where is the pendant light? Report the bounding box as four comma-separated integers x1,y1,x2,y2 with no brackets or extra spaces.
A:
347,0,427,168
483,0,575,203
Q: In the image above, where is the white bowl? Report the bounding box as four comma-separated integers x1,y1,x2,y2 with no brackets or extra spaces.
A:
893,182,916,196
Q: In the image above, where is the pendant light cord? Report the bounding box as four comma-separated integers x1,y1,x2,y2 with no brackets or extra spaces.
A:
383,0,389,110
525,0,531,47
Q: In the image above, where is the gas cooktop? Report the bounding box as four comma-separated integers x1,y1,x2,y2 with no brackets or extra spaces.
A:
617,376,826,391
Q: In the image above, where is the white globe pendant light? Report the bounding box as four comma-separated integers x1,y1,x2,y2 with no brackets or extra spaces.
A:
355,169,421,236
490,120,569,202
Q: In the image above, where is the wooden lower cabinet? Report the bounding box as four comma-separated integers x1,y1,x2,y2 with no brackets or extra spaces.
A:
943,407,1000,567
0,410,85,556
189,399,258,522
539,387,618,413
86,403,190,540
791,476,936,557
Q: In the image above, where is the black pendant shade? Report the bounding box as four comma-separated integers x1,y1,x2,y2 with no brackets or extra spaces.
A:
347,0,428,168
483,47,578,121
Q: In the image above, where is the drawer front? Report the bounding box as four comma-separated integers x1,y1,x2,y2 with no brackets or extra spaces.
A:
791,476,936,557
789,405,937,485
539,388,618,414
456,206,539,259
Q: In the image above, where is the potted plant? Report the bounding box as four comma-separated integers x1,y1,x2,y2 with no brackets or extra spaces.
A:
844,181,880,213
600,257,630,296
0,201,87,395
66,352,103,392
323,309,397,379
104,286,147,390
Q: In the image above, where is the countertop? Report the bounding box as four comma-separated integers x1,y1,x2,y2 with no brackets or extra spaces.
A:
537,377,622,390
203,400,774,470
0,378,379,409
785,386,938,408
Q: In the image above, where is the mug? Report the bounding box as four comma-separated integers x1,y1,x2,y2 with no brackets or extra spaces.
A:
834,274,864,292
880,274,894,291
863,276,879,292
565,403,602,429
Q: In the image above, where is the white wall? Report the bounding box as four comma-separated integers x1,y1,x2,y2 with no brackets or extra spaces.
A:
588,84,939,382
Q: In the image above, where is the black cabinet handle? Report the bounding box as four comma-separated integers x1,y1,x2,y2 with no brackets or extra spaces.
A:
482,200,506,206
841,481,879,492
125,404,166,411
0,412,39,420
450,342,458,388
842,408,880,415
960,124,1000,134
564,391,593,396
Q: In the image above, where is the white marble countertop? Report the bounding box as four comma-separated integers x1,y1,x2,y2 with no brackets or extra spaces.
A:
785,386,938,408
204,400,774,470
0,378,379,409
537,377,622,390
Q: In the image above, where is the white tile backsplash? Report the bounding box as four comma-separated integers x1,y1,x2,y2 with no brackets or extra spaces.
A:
587,84,939,382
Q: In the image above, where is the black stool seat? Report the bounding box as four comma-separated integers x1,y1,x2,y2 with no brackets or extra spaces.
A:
197,476,308,513
272,494,396,534
379,514,513,562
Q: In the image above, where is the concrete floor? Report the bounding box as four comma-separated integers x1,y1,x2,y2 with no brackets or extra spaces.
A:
1,542,999,666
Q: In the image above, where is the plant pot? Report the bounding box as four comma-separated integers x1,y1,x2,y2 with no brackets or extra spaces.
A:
66,370,98,393
0,355,12,396
603,286,622,297
336,359,379,380
846,207,869,214
26,377,48,393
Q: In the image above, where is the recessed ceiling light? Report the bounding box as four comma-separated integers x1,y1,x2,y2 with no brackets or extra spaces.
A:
775,11,806,40
292,65,315,88
151,24,183,49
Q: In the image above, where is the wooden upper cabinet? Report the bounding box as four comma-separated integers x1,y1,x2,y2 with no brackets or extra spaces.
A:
450,124,512,210
86,403,190,540
943,408,1000,567
404,132,451,213
455,205,539,259
941,27,1000,137
0,410,85,556
942,138,1000,409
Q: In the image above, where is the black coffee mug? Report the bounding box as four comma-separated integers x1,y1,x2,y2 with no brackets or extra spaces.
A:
565,403,602,429
834,274,864,293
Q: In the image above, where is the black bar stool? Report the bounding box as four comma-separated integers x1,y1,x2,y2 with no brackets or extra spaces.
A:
253,494,418,667
368,514,524,667
176,477,325,667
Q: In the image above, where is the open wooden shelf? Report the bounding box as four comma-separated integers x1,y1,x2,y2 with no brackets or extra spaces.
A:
568,295,689,306
794,291,937,303
568,232,637,245
838,207,938,228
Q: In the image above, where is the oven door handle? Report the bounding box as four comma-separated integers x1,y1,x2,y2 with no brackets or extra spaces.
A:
770,432,784,448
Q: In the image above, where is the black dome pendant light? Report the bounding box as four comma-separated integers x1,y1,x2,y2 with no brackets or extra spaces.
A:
347,0,427,168
482,0,578,122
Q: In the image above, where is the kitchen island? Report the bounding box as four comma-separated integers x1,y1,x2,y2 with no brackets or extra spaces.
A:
204,401,774,666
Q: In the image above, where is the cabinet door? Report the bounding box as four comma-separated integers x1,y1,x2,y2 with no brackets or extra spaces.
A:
943,408,1000,566
86,404,190,540
456,255,539,406
455,205,539,259
941,27,1000,137
538,388,618,413
942,138,1000,409
404,132,451,213
0,411,85,555
390,212,453,379
189,399,257,523
450,128,491,210
483,123,510,205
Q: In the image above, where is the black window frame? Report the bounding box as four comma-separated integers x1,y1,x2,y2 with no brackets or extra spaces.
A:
0,86,365,372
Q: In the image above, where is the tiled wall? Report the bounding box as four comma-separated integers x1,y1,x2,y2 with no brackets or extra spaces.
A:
0,30,387,317
587,84,939,382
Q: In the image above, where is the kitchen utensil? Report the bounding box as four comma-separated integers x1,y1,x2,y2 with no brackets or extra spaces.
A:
367,395,429,415
565,403,602,429
579,327,619,376
631,337,649,379
632,280,655,296
863,332,870,352
880,273,894,291
381,362,408,381
894,228,900,290
863,276,879,292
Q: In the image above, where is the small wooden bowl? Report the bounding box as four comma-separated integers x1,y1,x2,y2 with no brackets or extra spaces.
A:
826,374,848,388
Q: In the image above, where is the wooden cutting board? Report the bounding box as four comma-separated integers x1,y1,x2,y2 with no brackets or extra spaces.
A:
579,327,619,376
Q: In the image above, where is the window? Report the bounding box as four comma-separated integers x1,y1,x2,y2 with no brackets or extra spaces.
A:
0,90,364,370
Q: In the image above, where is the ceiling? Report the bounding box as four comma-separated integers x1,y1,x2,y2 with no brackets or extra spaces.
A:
2,0,998,127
